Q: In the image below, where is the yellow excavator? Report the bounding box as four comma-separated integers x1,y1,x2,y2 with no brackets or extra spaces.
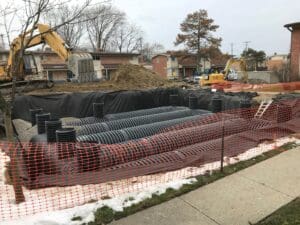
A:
199,58,248,86
0,24,95,89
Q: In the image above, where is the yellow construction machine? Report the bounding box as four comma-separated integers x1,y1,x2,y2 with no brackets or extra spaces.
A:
199,58,248,86
0,24,95,90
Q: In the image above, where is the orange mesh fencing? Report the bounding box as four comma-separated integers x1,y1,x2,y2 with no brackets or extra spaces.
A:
0,99,299,222
212,81,300,92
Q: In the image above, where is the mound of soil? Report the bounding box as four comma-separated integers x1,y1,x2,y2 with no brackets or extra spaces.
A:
110,64,169,89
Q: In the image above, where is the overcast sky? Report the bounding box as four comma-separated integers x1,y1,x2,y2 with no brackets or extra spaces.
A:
113,0,300,56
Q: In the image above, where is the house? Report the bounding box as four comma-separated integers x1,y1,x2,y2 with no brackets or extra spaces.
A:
152,52,210,79
0,49,140,81
91,52,139,80
266,53,289,71
285,22,300,81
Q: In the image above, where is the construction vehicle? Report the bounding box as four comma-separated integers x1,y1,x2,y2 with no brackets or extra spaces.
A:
199,58,248,86
0,24,95,94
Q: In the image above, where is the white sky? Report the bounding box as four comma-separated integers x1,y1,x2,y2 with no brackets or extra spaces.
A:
1,0,299,56
113,0,300,56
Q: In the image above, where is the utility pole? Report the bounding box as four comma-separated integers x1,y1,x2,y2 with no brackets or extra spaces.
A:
0,34,5,50
230,43,234,57
244,41,251,51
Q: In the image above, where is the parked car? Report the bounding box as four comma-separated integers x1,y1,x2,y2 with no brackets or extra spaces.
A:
192,75,201,83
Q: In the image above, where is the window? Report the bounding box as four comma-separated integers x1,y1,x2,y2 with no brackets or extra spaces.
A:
93,54,101,60
48,71,53,81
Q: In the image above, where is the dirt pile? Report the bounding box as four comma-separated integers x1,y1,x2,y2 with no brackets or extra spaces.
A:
110,64,170,89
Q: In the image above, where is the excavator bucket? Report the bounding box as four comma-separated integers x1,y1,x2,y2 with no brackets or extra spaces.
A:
67,53,95,83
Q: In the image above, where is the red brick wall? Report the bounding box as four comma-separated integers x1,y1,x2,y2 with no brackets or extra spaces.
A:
152,56,167,77
290,29,300,81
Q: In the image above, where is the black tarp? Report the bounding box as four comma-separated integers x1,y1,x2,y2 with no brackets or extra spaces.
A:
13,88,257,121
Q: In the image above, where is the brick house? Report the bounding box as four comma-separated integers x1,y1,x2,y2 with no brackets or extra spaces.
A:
285,22,300,81
152,52,210,79
0,50,140,81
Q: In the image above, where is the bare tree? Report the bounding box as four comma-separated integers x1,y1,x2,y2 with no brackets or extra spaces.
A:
110,23,143,53
0,8,18,47
0,0,97,204
85,4,125,51
45,5,87,49
140,42,165,63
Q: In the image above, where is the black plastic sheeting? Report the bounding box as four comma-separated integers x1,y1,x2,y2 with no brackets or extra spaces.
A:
13,88,257,122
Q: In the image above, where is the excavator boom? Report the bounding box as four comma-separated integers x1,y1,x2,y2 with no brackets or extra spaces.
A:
1,23,95,83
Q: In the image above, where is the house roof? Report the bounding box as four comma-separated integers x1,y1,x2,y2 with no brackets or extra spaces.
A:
177,55,197,67
41,63,67,70
0,49,140,57
102,64,119,69
284,22,300,31
152,54,170,59
90,52,140,57
152,53,197,60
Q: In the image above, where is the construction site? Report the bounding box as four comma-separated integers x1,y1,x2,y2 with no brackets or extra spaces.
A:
0,1,300,225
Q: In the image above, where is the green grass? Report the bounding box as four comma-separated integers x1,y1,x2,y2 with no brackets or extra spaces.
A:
78,142,298,225
255,198,300,225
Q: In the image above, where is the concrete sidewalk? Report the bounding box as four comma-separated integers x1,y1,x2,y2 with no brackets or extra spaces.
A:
111,147,300,225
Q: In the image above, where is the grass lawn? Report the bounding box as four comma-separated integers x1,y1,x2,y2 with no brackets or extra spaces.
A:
255,197,300,225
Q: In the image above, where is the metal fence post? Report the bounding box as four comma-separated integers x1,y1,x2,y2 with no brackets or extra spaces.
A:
220,119,225,173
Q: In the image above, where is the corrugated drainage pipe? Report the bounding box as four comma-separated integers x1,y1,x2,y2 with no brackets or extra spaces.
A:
77,109,195,136
104,106,186,120
77,114,210,144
